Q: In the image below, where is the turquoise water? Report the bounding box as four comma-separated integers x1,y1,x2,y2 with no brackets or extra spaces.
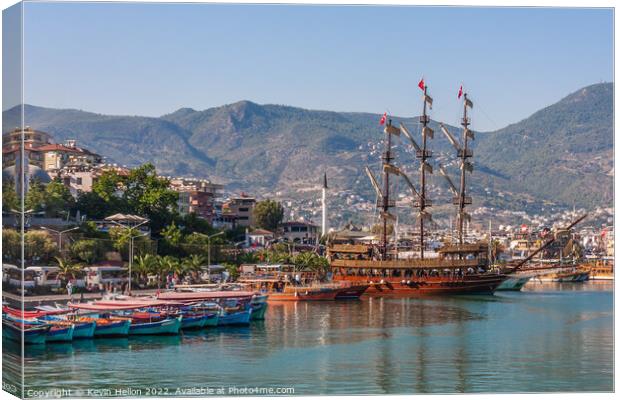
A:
3,282,613,396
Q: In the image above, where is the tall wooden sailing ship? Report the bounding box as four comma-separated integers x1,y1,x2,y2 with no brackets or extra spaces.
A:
327,83,508,295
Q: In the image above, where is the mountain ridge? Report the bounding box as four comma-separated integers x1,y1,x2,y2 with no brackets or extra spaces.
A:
2,83,613,214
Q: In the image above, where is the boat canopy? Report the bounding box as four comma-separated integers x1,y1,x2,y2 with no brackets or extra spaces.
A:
157,291,255,301
68,299,183,311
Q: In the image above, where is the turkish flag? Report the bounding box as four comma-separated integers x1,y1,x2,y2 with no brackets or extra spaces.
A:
379,112,387,125
458,85,463,99
418,78,425,91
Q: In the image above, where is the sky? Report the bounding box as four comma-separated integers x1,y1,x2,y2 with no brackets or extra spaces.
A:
6,3,615,131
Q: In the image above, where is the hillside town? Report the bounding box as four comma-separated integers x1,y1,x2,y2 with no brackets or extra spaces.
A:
2,127,613,266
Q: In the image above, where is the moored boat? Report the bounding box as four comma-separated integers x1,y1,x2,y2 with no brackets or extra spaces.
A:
92,318,131,337
496,275,533,291
180,314,207,330
2,319,51,344
128,316,182,335
250,294,268,319
45,323,75,342
217,308,252,326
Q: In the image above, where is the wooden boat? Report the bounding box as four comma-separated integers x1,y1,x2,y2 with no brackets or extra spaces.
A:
250,294,268,320
92,318,131,337
217,308,252,326
202,313,219,327
128,316,182,335
583,258,614,280
329,243,508,296
180,314,208,330
327,281,370,299
2,319,50,344
496,275,533,291
326,92,511,296
45,322,75,342
39,315,96,339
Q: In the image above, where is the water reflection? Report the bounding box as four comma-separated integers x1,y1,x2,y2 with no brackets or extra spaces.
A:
6,283,613,395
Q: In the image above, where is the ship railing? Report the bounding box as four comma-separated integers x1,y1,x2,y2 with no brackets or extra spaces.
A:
330,259,482,269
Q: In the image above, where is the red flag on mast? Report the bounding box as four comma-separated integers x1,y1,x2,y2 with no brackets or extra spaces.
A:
458,85,463,99
418,78,425,91
379,112,387,125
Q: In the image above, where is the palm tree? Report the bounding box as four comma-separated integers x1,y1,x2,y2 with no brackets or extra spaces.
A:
157,255,182,287
182,254,205,282
54,256,83,284
133,254,158,286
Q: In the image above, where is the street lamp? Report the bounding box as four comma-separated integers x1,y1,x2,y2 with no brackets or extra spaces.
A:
41,226,79,254
109,219,150,295
196,231,224,282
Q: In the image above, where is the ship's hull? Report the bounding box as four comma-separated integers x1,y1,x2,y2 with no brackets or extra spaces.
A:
129,317,181,335
496,276,533,291
180,315,207,330
94,319,131,337
72,321,97,338
217,309,252,326
333,274,507,296
203,313,219,327
266,289,338,301
2,320,50,344
335,284,370,299
249,294,268,320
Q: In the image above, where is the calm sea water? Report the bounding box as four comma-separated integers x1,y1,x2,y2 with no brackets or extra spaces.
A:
3,282,613,396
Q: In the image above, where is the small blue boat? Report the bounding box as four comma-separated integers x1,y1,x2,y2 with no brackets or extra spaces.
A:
38,315,97,339
218,308,252,326
129,317,181,335
180,314,207,330
2,319,50,344
72,321,97,338
203,313,219,327
94,319,131,337
45,324,75,342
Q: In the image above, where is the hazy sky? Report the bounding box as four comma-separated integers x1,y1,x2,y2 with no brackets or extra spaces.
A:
13,3,615,131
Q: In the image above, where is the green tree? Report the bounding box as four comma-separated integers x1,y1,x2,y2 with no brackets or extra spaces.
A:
92,170,125,202
162,221,183,246
70,239,105,264
2,229,21,262
75,191,116,220
253,199,284,231
24,178,46,213
2,178,19,213
133,254,158,285
24,230,58,263
182,254,205,273
108,226,151,259
292,252,329,277
222,262,239,280
122,163,178,233
43,179,75,218
53,256,83,283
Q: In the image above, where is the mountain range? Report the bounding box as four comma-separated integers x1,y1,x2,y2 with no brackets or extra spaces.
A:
2,83,613,218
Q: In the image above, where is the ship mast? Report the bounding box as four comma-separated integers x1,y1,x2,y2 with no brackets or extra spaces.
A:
456,93,474,245
416,85,433,259
379,119,398,260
